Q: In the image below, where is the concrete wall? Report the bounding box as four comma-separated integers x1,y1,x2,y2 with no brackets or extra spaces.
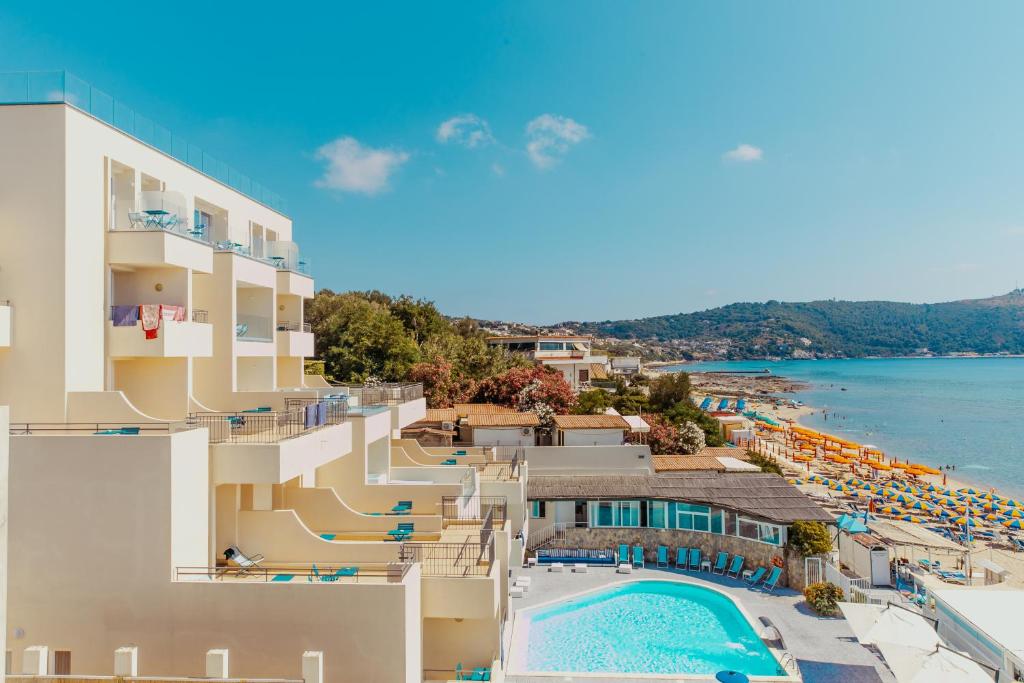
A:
560,429,624,447
471,427,534,447
525,445,652,474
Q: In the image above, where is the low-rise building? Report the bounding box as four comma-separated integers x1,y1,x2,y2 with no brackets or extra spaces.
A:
552,413,629,446
486,335,608,391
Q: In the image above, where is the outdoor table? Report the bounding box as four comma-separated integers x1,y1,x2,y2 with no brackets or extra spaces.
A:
701,560,712,572
741,569,754,580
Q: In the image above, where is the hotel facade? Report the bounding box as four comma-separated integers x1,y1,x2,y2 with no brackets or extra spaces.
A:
0,72,523,683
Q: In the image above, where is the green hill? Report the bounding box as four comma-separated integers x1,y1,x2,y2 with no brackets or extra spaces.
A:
569,290,1024,359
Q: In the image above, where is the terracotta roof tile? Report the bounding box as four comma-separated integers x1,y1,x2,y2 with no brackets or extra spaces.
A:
465,412,540,428
552,414,630,430
453,403,516,416
652,455,727,472
423,408,457,424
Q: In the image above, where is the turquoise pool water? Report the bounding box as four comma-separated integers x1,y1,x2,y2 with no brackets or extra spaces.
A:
523,580,782,676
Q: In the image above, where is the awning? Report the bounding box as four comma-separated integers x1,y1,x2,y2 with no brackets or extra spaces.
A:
622,415,650,433
839,603,939,649
875,643,992,683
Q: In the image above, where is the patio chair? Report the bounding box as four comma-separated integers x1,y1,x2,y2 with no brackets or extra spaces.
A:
712,551,729,574
726,555,745,579
675,547,688,569
761,566,783,593
235,323,248,337
632,545,645,568
309,564,337,583
454,663,491,681
334,566,359,580
744,567,767,586
656,545,669,568
619,544,630,564
387,522,415,541
223,546,264,576
442,458,457,465
393,500,413,515
688,548,702,571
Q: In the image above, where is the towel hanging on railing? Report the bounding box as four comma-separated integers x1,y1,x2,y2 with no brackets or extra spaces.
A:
140,304,161,339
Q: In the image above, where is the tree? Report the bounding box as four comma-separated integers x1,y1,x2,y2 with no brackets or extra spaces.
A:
789,521,833,556
574,389,613,415
634,412,682,454
664,400,725,446
649,372,693,412
677,420,706,454
804,582,844,616
611,388,650,415
407,356,477,408
473,366,576,417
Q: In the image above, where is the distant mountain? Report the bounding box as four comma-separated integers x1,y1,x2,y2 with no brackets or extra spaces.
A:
565,290,1024,359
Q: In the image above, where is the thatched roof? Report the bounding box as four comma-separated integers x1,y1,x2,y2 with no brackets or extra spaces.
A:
528,472,832,524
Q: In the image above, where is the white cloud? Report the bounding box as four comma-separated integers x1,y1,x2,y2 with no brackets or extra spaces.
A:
525,114,590,168
436,114,494,148
491,162,505,177
314,137,409,195
722,143,764,163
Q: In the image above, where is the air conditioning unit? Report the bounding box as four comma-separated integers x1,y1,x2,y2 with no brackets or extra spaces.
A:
441,421,456,431
521,427,532,436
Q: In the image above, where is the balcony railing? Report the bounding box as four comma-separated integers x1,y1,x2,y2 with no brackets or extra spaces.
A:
187,401,346,444
0,71,286,213
329,382,423,406
9,421,190,435
399,532,495,577
112,210,212,244
174,562,410,583
441,496,507,528
236,314,273,341
277,320,311,333
265,240,311,275
192,309,209,323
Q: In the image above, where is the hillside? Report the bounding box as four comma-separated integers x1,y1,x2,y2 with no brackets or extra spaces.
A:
564,290,1024,360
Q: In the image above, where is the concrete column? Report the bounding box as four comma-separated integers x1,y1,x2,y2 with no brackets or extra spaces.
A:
114,646,138,677
252,484,273,511
22,646,48,675
205,649,229,678
300,468,316,488
301,651,323,683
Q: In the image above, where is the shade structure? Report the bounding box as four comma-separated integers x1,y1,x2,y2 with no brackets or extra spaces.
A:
1003,518,1024,529
878,505,902,515
874,642,992,683
1005,509,1024,519
900,515,925,524
839,603,940,649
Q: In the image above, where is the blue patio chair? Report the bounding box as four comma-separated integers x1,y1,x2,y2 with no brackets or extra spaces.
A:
618,544,630,564
688,548,702,571
744,566,767,586
442,458,457,465
712,551,729,574
675,547,688,569
387,522,415,541
726,555,745,578
455,663,491,681
761,566,783,593
656,545,669,568
392,501,413,515
632,545,645,568
334,566,359,579
309,564,337,583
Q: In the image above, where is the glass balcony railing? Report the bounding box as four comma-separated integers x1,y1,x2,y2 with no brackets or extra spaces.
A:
265,240,311,275
0,71,287,214
235,314,273,342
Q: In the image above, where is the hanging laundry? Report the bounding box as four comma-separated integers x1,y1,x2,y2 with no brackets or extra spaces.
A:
140,304,161,340
173,306,186,322
111,305,139,327
304,403,317,429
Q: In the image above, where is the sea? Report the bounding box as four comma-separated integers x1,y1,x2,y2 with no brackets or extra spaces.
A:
662,358,1024,497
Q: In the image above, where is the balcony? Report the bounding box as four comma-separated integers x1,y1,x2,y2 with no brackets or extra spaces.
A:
401,531,500,620
107,306,213,357
236,314,276,356
277,321,314,357
108,219,213,273
0,299,9,346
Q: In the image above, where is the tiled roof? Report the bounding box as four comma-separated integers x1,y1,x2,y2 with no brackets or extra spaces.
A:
465,412,540,428
423,408,457,424
552,414,630,430
652,455,726,472
453,403,516,416
527,472,833,523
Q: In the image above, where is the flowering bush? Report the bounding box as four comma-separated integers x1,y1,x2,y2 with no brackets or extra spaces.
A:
408,356,477,408
677,420,706,454
804,582,844,616
473,366,576,416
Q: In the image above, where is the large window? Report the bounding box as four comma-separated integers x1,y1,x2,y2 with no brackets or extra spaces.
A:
736,516,784,546
539,341,564,350
676,503,712,531
589,501,641,527
648,501,668,529
530,501,546,518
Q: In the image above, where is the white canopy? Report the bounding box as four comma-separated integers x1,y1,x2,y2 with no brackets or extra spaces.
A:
605,408,650,433
876,643,992,683
839,603,940,649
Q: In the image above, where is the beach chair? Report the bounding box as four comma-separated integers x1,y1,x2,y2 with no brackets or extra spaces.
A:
1012,537,1024,552
745,566,767,586
387,522,414,541
688,548,702,571
455,663,491,681
632,545,645,568
656,545,669,568
619,544,630,564
309,564,337,583
224,546,264,576
442,458,457,465
712,551,729,574
761,567,783,593
392,500,413,515
674,547,687,569
726,555,745,579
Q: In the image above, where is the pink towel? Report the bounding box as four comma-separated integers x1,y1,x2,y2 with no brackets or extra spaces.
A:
140,304,161,340
173,305,186,322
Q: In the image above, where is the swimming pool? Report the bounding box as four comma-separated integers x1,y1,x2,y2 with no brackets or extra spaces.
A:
513,580,785,678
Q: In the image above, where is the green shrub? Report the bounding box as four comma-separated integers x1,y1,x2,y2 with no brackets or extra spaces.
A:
804,581,844,615
789,520,833,556
746,450,783,475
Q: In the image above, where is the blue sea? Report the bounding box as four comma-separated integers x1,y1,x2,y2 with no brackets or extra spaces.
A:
664,358,1024,497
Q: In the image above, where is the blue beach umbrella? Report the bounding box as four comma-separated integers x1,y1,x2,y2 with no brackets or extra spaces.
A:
716,672,750,683
1003,519,1024,530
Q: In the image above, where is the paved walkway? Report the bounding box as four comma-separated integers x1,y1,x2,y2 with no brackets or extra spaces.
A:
505,564,893,683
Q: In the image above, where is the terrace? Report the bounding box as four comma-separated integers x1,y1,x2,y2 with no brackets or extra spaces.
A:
187,402,347,444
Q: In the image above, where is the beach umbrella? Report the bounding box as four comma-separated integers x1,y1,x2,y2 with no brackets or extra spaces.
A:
1003,518,1024,529
845,477,864,486
931,508,954,518
951,516,978,527
889,493,917,505
875,642,992,683
840,603,940,649
981,513,1003,523
925,484,948,493
1004,499,1021,508
830,483,854,493
980,502,1004,512
906,501,934,512
878,505,902,515
1004,509,1024,519
900,515,925,524
787,478,804,485
978,492,998,501
958,487,980,495
936,496,959,507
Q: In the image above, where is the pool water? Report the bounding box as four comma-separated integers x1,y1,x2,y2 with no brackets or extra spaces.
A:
522,580,783,676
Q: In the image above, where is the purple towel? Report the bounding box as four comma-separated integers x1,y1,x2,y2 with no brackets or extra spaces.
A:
304,404,316,429
111,305,139,326
317,401,327,426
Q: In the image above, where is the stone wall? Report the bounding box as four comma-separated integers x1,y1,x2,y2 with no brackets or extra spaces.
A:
549,527,815,590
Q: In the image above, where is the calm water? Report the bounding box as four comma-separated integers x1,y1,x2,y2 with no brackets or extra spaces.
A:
666,358,1024,496
524,580,781,675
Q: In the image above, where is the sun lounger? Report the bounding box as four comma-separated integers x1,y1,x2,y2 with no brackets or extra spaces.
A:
726,555,745,579
936,570,968,584
454,450,468,456
442,458,457,465
455,662,491,681
688,548,702,571
712,551,729,574
675,547,687,569
309,564,337,583
223,546,264,576
761,566,783,592
334,566,358,579
387,522,414,541
1012,537,1024,552
632,546,645,568
744,566,767,586
656,545,669,568
392,501,413,515
619,544,629,564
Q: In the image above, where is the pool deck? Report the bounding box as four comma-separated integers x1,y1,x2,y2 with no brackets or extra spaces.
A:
505,564,894,683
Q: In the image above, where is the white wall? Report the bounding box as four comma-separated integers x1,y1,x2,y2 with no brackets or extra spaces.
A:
472,427,534,447
525,445,652,474
561,429,624,446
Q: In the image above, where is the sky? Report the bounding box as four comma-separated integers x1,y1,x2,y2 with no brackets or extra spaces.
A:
3,1,1024,323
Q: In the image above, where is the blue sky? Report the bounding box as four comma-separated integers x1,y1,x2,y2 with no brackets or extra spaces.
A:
4,2,1024,323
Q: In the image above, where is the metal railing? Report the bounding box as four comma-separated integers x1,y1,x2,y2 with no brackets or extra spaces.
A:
489,445,526,462
186,401,346,444
441,496,507,528
329,382,423,406
276,320,311,333
399,531,495,577
191,309,209,323
527,522,567,550
174,563,409,583
236,314,273,341
0,71,286,213
10,421,189,435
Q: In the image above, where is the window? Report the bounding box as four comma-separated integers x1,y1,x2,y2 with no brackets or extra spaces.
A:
736,516,784,546
676,503,712,532
539,342,564,351
54,651,71,676
530,500,546,518
579,369,590,383
589,501,641,527
648,501,667,528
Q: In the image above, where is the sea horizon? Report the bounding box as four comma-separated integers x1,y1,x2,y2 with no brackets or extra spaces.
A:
664,357,1024,498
